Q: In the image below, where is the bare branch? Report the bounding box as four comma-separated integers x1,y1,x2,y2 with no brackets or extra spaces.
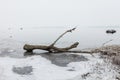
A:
50,27,77,47
102,39,113,46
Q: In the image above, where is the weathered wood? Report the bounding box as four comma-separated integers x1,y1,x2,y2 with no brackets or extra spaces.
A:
49,27,76,47
23,42,79,52
23,27,79,53
23,27,98,54
23,44,49,52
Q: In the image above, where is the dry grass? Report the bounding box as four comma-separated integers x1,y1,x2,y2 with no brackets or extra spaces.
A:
112,56,120,66
94,45,120,66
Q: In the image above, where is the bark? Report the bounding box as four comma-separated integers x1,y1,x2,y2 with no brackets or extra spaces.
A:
23,27,79,53
49,27,76,47
23,42,79,52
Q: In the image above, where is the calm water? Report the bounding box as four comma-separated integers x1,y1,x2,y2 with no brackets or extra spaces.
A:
0,27,120,49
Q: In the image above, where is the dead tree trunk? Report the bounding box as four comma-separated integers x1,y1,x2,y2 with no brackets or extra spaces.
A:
23,27,79,53
23,42,79,52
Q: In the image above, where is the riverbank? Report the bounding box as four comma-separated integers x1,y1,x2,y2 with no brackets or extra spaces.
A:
0,49,119,80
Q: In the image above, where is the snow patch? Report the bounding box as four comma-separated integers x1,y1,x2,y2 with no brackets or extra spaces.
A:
0,54,119,80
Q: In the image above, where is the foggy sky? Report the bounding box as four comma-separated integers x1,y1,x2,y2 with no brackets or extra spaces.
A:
0,0,120,27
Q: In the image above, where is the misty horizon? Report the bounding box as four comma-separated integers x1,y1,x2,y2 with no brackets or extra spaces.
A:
0,0,120,27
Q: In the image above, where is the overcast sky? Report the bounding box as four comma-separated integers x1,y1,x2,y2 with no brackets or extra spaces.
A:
0,0,120,27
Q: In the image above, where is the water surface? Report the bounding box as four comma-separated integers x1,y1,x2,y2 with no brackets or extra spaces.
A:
0,27,119,57
1,27,120,48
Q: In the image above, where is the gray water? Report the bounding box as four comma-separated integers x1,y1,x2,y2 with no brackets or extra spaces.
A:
0,27,120,49
0,27,119,56
0,26,120,67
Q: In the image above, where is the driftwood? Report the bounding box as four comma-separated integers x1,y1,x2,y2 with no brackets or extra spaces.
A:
23,27,80,53
24,42,79,52
24,27,117,55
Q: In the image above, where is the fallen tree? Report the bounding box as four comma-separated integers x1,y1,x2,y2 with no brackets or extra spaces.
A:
23,27,81,53
23,27,96,54
24,42,79,52
23,27,119,55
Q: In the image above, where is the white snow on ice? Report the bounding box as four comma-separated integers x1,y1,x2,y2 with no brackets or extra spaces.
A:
0,39,119,80
0,53,119,80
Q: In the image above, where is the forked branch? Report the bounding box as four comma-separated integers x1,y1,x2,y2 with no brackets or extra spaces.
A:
23,27,78,53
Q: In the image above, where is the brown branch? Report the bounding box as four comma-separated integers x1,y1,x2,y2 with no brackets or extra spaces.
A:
49,27,76,47
23,27,80,53
23,42,79,52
